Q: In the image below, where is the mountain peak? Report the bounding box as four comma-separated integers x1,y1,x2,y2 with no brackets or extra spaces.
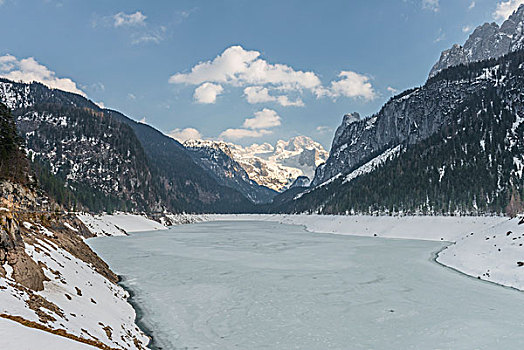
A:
429,4,524,77
342,112,361,126
186,136,328,191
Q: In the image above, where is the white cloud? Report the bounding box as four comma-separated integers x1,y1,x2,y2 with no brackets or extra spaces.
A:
387,86,398,94
493,0,524,20
193,82,224,104
168,127,202,142
90,82,105,92
316,125,332,134
434,28,445,43
244,86,304,107
0,55,16,71
219,108,281,140
113,11,147,27
242,108,281,129
169,45,321,90
244,86,275,104
277,95,304,107
93,11,165,45
128,93,136,100
462,25,472,33
422,0,440,12
219,128,272,140
0,55,86,96
170,45,377,106
469,1,476,10
131,26,166,45
317,71,376,100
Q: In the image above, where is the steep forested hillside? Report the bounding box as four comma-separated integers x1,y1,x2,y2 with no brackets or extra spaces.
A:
13,103,157,212
104,109,255,213
0,102,28,184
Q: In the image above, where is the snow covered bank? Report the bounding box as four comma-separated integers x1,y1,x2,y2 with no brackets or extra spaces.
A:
207,214,524,290
78,212,205,236
0,227,149,349
437,217,524,290
207,214,505,241
0,317,96,350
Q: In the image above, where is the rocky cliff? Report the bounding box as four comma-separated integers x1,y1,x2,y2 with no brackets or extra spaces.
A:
429,4,524,77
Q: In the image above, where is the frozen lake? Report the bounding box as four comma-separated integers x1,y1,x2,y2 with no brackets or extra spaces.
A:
88,220,524,349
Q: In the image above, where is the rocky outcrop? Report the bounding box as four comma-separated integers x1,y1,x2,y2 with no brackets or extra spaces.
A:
429,4,524,77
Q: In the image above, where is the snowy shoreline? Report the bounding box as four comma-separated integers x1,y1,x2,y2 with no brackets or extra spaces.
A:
83,212,524,291
82,212,524,291
75,212,524,349
117,277,160,350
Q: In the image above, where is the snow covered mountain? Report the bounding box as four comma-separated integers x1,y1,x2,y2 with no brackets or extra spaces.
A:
184,136,328,192
429,4,524,77
183,140,277,204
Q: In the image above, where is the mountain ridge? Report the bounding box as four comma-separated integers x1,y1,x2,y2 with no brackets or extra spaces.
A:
430,4,524,77
277,48,524,215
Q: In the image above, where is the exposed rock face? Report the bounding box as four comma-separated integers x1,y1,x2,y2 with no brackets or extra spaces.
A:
0,193,46,291
311,83,468,186
429,5,524,77
8,247,47,291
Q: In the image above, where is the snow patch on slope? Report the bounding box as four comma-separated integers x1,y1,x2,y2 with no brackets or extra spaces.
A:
343,145,401,184
77,212,205,236
0,318,96,350
77,213,166,236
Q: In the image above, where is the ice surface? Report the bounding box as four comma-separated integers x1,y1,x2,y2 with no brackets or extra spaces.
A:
89,220,524,350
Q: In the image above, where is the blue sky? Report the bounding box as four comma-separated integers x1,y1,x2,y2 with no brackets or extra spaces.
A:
0,0,520,148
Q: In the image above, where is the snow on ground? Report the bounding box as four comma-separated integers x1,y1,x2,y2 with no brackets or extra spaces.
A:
343,145,401,184
438,217,524,290
78,212,205,236
208,214,505,241
0,318,96,350
0,225,150,349
78,212,167,236
207,214,524,290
